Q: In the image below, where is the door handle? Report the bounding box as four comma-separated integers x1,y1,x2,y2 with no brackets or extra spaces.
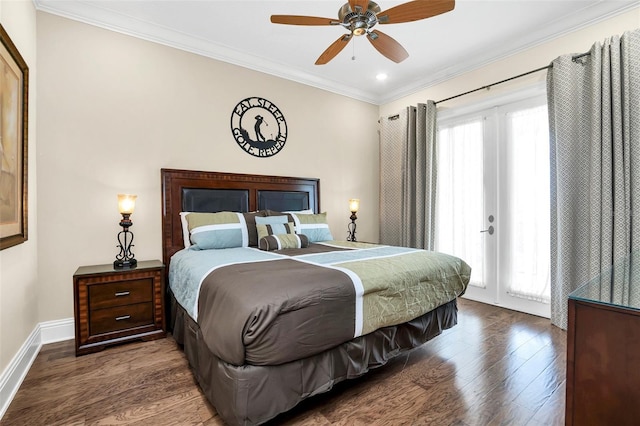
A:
480,225,495,235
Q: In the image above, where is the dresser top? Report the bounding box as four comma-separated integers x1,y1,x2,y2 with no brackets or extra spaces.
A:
570,271,640,311
74,260,164,277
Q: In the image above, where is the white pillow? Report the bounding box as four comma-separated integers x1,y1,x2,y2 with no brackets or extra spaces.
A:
180,212,191,248
283,209,313,214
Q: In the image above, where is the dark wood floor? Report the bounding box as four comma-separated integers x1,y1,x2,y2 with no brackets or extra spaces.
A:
1,299,566,426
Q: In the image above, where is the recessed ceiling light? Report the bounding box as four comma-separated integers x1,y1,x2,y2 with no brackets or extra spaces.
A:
376,73,388,81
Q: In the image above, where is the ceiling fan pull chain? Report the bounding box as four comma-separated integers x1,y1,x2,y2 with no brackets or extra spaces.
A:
352,37,356,60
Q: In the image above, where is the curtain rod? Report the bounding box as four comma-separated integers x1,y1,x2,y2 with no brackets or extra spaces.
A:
434,51,592,105
384,51,591,120
434,64,551,104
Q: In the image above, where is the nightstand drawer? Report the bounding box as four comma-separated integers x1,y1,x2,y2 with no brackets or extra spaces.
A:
90,302,154,335
89,279,153,310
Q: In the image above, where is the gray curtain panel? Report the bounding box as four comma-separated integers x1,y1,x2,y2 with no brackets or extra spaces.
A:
547,28,640,330
379,101,437,249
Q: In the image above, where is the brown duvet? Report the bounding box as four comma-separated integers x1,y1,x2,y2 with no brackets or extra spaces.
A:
198,258,357,366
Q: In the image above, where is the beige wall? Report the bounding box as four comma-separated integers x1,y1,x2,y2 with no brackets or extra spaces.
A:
0,0,38,373
380,8,640,117
36,12,380,323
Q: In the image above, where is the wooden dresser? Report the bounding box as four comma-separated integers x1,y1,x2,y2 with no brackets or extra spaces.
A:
73,260,165,356
566,282,640,425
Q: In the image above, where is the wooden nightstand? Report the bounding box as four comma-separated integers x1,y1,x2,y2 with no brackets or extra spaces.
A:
73,260,166,356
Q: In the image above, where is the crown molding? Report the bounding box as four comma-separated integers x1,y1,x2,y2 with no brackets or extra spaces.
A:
33,1,640,106
33,0,379,104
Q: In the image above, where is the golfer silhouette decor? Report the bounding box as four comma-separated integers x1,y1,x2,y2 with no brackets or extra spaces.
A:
230,97,288,158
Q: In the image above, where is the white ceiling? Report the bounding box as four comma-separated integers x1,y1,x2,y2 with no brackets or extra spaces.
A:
34,0,640,105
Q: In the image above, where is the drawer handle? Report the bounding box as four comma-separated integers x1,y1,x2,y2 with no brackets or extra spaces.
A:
115,315,131,321
115,291,130,297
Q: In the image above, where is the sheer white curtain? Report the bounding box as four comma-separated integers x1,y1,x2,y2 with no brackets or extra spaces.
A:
435,118,485,288
503,105,551,302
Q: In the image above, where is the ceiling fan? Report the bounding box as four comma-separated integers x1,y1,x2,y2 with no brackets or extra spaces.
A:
270,0,455,65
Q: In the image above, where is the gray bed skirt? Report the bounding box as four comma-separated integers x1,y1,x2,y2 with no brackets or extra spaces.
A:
170,292,459,426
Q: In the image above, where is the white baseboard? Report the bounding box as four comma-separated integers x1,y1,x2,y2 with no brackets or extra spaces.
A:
0,318,74,419
40,318,75,345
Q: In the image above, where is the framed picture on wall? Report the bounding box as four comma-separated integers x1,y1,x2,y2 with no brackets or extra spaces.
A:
0,24,29,250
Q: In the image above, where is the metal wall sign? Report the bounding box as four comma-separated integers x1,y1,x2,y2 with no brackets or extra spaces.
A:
230,97,288,158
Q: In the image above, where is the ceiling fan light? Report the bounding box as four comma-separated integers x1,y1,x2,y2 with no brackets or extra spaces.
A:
351,18,369,36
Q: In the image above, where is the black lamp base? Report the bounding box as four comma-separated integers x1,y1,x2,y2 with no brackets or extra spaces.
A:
347,212,357,242
114,258,137,269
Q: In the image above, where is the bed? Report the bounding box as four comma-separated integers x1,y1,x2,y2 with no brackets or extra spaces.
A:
161,168,471,425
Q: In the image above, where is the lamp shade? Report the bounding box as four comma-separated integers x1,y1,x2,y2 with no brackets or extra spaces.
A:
349,198,360,213
117,194,137,215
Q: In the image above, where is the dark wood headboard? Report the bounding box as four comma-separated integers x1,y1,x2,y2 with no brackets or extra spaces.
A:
161,168,320,268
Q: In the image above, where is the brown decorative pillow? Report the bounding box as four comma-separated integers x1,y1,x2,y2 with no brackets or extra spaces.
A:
243,211,267,247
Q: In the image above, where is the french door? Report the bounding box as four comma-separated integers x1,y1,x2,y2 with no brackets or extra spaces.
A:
435,93,550,318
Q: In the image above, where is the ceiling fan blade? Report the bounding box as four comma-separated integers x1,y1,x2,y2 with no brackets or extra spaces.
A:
349,0,370,13
377,0,455,24
271,15,337,26
315,34,352,65
366,30,409,63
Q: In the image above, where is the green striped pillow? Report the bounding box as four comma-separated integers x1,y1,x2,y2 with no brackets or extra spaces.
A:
290,212,333,242
186,212,248,249
255,222,296,242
